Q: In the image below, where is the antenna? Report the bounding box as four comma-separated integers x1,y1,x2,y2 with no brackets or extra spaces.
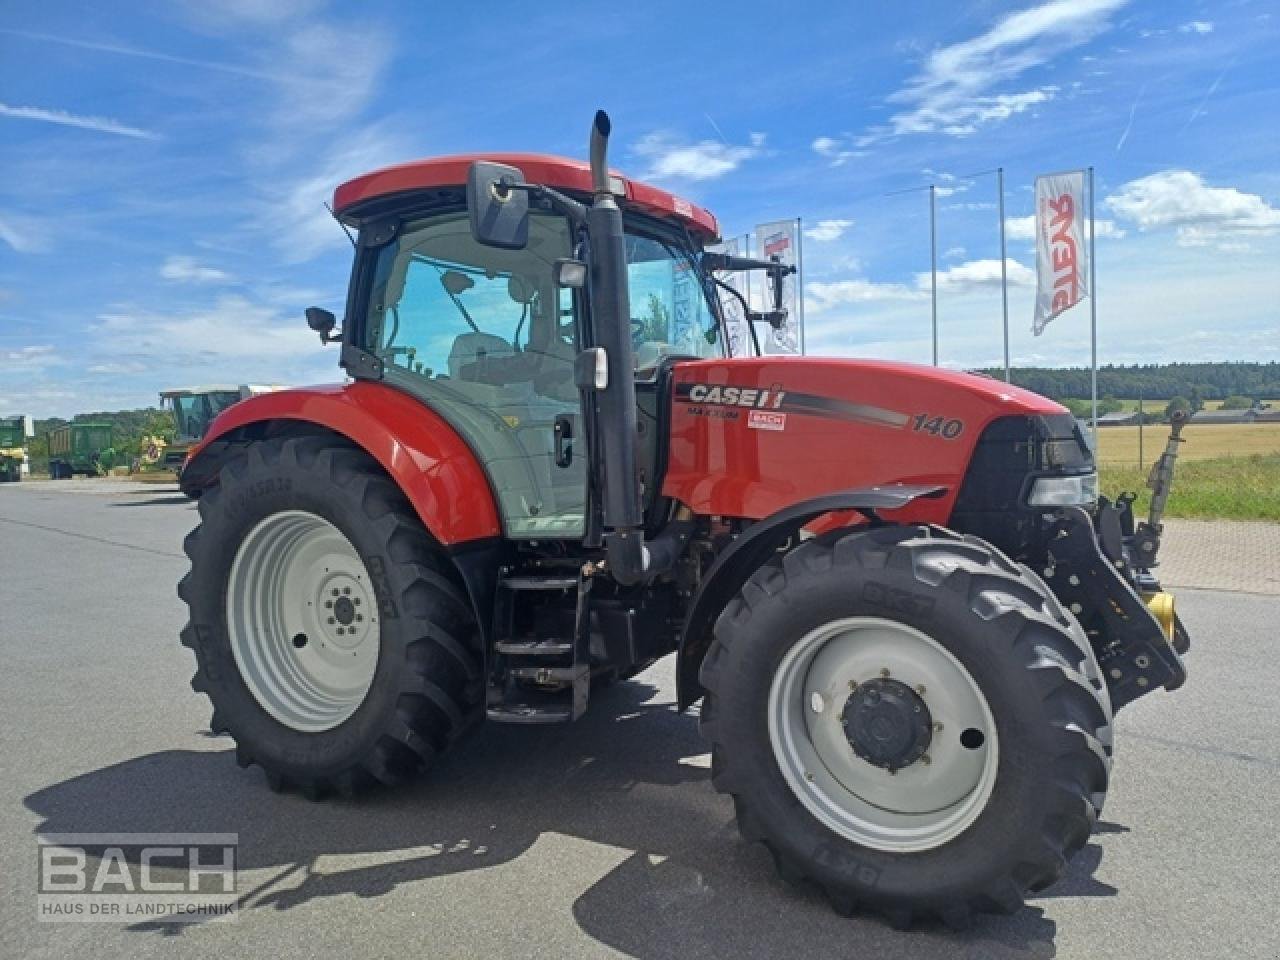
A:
324,201,357,249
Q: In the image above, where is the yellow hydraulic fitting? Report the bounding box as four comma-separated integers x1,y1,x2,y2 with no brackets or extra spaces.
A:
1142,591,1176,643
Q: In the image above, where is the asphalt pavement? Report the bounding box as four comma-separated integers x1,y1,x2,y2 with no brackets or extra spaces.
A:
1,479,1277,959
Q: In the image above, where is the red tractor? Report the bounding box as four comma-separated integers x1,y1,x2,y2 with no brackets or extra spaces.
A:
178,112,1189,925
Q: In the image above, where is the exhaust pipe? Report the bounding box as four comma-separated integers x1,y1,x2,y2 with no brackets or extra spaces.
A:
585,110,648,584
589,110,612,195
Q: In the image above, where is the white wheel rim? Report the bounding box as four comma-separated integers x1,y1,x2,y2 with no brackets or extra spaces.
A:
226,510,380,732
768,616,999,853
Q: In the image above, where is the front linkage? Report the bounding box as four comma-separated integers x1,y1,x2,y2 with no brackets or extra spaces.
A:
1036,414,1192,710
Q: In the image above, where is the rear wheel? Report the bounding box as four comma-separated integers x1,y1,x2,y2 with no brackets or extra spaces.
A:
700,525,1112,927
179,436,483,796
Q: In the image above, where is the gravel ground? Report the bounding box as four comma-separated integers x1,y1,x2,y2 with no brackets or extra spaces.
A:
1,482,1277,960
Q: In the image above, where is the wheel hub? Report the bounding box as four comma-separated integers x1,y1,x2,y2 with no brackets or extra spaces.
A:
841,678,933,772
226,510,381,732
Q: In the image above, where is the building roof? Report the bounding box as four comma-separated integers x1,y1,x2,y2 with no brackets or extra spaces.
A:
1190,408,1256,422
333,153,719,240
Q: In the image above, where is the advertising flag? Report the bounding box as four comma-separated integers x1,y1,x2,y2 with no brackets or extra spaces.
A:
1032,171,1088,335
709,235,751,356
754,219,803,354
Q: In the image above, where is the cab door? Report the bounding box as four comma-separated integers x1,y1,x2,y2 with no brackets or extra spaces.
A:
359,209,587,539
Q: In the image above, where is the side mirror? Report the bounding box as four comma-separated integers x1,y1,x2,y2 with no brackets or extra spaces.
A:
305,306,338,343
467,161,530,249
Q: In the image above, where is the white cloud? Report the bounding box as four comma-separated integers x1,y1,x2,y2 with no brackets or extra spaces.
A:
2,345,58,371
161,255,232,284
944,245,967,259
0,101,159,140
0,212,52,253
1105,170,1280,247
265,24,390,134
922,258,1036,293
1178,21,1213,35
92,295,318,364
634,132,766,181
811,136,863,167
862,0,1127,143
804,219,854,242
264,127,408,263
1005,215,1126,240
806,279,925,314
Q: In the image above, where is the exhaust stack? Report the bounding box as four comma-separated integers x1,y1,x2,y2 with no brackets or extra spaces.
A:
584,110,648,584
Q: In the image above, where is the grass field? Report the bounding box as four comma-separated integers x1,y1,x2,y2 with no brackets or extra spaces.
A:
1099,454,1280,522
1093,421,1280,521
1094,422,1280,465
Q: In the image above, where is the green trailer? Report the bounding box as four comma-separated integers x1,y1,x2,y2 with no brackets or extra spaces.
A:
47,422,116,478
0,415,31,482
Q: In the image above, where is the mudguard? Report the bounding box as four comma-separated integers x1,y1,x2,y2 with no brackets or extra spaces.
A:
675,484,947,709
180,381,502,546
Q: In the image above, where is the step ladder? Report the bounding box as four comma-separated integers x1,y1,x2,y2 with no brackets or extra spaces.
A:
486,571,591,724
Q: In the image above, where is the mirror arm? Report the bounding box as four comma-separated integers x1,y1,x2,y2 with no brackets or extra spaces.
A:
500,179,588,226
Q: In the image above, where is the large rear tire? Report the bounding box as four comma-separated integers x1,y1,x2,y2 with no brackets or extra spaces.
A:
178,436,482,797
700,525,1111,927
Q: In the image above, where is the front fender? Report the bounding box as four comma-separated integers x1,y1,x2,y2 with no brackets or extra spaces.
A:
181,381,501,546
675,485,947,709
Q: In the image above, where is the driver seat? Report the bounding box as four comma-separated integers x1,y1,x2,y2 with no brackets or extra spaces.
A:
448,332,514,384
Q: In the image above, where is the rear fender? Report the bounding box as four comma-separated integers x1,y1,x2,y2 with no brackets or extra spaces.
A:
181,381,502,546
676,485,946,709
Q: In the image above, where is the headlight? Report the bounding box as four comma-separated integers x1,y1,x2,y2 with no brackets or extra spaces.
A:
1027,472,1098,507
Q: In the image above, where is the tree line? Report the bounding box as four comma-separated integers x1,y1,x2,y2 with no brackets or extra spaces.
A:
979,362,1280,405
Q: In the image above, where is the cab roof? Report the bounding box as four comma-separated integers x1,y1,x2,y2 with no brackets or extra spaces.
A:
332,153,719,241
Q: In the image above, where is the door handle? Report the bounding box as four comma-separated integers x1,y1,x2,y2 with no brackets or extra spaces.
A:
553,414,574,468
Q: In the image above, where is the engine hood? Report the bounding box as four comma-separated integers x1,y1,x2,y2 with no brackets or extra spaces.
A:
660,356,1069,523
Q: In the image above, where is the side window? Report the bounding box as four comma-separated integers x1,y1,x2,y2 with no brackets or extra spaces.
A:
364,210,585,538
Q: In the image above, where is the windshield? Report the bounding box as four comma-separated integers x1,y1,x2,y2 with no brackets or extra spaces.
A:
171,392,240,441
624,231,723,375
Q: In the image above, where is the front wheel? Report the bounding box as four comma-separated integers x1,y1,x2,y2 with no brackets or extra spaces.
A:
178,436,482,797
700,525,1112,927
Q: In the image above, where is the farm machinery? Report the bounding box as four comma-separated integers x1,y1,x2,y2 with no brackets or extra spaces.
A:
176,111,1189,925
0,415,32,482
159,385,281,475
46,422,115,478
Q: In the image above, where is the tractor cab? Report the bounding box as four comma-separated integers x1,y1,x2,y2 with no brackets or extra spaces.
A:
327,145,733,542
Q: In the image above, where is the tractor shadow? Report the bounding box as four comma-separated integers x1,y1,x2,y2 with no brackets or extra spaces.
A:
24,677,1108,957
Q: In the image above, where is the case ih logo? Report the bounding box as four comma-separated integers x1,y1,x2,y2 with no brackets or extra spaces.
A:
1044,192,1080,314
763,232,790,258
684,383,786,409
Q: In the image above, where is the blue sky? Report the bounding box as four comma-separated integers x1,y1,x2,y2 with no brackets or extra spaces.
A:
2,0,1277,417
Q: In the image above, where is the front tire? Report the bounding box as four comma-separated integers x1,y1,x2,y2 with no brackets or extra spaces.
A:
178,436,482,797
700,525,1112,927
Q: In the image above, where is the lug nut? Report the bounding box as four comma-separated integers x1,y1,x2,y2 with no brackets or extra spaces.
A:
921,754,932,765
343,587,351,595
353,597,361,606
325,599,333,608
847,679,858,691
933,722,944,732
327,617,335,625
880,667,891,678
915,684,926,696
331,588,339,597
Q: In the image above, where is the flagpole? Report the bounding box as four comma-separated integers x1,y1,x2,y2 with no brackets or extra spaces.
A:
795,217,806,355
1088,166,1098,450
929,184,938,366
998,167,1010,382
